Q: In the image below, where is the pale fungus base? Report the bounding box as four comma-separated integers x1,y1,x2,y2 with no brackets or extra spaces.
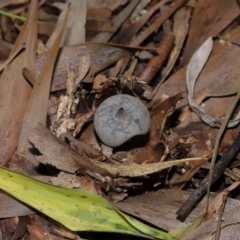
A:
94,94,150,147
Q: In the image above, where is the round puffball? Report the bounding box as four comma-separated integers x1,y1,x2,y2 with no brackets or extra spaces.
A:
94,94,150,147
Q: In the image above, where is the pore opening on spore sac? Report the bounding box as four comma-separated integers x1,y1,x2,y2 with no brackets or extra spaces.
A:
114,107,129,121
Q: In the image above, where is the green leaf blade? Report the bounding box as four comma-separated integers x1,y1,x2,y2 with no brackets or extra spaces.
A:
0,167,178,239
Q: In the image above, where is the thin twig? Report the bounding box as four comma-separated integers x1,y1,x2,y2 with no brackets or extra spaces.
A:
139,32,175,84
176,133,240,220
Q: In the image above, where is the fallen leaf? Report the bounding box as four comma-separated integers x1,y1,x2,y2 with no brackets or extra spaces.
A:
17,3,71,167
181,0,240,65
0,0,38,165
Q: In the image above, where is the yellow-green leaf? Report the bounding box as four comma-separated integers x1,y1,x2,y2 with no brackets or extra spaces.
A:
0,167,178,240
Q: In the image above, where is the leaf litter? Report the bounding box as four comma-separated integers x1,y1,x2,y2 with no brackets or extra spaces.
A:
1,0,240,239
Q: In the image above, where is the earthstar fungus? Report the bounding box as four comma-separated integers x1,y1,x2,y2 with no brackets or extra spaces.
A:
94,94,150,147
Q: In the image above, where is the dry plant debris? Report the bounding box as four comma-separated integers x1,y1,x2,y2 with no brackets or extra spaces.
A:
0,0,240,239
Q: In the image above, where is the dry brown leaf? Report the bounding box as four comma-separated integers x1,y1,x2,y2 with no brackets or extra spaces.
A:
17,3,71,165
127,95,181,164
87,8,115,33
89,0,138,43
182,204,240,240
169,157,207,190
74,53,91,89
80,153,200,178
159,6,191,83
130,0,187,47
181,0,240,65
203,181,240,222
48,0,86,47
36,42,140,91
205,80,240,98
0,4,36,71
78,123,102,152
0,0,38,165
87,0,128,11
0,0,29,8
115,0,170,45
0,192,34,218
115,189,240,232
186,37,240,127
28,123,111,176
29,123,202,178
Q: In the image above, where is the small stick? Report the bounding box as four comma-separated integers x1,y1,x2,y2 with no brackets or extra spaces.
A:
176,133,240,221
139,32,175,84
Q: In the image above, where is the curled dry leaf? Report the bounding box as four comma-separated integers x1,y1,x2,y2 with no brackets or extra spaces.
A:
186,37,240,127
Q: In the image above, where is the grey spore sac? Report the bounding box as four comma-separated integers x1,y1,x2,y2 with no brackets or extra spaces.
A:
94,94,150,147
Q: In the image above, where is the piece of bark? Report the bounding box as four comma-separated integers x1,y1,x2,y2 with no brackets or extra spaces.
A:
61,133,103,160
